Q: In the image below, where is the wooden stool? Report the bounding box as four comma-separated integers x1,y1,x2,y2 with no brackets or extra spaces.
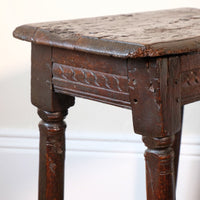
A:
13,8,200,200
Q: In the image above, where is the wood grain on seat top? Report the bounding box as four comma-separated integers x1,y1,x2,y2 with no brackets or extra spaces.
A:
13,8,200,58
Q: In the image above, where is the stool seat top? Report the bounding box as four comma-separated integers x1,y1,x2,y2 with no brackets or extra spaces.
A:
13,8,200,58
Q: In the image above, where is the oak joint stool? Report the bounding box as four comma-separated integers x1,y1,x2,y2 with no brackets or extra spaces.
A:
13,8,200,200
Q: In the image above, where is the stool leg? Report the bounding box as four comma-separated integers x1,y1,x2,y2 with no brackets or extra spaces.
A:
142,135,176,200
30,44,75,200
173,130,181,189
173,106,184,189
38,109,68,200
127,57,182,200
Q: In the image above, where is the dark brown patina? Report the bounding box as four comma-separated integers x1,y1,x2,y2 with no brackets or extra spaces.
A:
13,8,200,200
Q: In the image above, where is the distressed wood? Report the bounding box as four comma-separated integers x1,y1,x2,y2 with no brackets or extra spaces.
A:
163,57,182,135
13,8,200,58
128,57,182,137
52,48,127,76
13,8,200,200
128,58,162,136
181,53,200,104
31,44,75,200
128,56,183,200
181,52,200,72
31,44,74,112
53,63,127,93
143,135,176,200
173,106,184,189
52,63,129,108
52,48,129,108
38,109,67,200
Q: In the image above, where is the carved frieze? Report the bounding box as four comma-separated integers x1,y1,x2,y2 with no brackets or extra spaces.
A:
181,68,200,88
52,63,130,108
181,68,200,104
53,63,128,92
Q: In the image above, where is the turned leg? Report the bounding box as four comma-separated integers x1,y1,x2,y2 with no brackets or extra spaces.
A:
127,57,182,200
38,109,68,200
173,130,181,189
30,44,75,200
142,136,176,200
173,106,184,188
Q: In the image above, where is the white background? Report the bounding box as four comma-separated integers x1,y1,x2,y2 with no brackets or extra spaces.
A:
0,1,200,200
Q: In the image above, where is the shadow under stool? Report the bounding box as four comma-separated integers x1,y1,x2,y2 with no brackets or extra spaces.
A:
13,8,200,200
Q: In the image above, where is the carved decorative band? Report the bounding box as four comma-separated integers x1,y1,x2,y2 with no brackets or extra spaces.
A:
181,68,200,88
52,63,128,93
181,68,200,104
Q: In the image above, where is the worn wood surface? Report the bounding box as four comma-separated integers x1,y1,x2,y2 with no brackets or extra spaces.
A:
143,135,176,200
128,56,182,137
13,8,200,200
31,44,74,112
38,109,67,200
13,8,200,58
173,107,184,189
128,58,162,136
31,44,75,200
180,52,200,104
52,48,130,108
